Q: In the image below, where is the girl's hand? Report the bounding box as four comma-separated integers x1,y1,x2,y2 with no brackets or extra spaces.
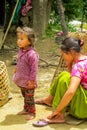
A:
27,80,36,89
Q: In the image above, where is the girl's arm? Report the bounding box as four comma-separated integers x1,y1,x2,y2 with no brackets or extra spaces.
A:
27,52,39,89
29,52,39,80
48,76,81,119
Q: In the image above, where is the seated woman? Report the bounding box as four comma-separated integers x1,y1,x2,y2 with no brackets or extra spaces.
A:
35,37,87,123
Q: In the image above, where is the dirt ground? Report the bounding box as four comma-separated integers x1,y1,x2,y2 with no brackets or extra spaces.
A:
0,32,87,130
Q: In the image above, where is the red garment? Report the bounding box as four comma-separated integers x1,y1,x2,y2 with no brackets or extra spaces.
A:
21,0,32,16
21,88,36,114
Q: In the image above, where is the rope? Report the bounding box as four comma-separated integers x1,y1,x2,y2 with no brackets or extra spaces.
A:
0,0,20,49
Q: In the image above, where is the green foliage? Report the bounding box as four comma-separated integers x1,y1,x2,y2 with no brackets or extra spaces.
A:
45,11,77,38
46,23,61,38
63,0,83,21
83,23,87,29
45,11,61,37
67,23,77,32
51,0,83,21
45,0,87,37
83,0,87,19
46,22,77,37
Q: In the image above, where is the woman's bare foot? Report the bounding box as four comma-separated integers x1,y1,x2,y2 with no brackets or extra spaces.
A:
43,117,65,123
47,112,65,123
35,95,53,107
26,113,35,120
17,109,28,115
43,113,65,123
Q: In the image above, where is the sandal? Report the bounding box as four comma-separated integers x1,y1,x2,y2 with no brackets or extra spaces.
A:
33,120,48,127
35,99,51,107
32,118,65,127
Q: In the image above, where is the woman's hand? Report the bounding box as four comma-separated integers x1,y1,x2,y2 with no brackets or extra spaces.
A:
47,110,60,119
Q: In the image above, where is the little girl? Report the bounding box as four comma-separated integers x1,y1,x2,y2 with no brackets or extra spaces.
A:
13,26,39,120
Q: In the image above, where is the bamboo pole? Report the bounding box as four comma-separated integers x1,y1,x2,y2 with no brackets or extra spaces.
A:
0,0,20,49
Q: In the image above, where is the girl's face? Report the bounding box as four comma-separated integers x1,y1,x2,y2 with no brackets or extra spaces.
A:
61,50,74,66
17,32,31,50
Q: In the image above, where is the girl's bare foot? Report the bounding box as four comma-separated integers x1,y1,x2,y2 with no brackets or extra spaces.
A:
26,113,35,120
17,109,28,115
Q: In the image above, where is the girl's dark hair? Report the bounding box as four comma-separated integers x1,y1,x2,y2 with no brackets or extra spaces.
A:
61,37,84,52
17,26,35,47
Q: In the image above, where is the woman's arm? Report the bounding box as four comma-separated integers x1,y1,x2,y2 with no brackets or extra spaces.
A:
48,76,81,119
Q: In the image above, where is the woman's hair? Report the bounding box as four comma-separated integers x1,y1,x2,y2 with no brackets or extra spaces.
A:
61,37,84,53
16,26,35,47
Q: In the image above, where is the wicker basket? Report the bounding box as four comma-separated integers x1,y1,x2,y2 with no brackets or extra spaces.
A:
0,61,10,107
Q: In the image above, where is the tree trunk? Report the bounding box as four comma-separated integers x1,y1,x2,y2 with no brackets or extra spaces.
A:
33,0,52,37
0,0,5,26
56,0,68,37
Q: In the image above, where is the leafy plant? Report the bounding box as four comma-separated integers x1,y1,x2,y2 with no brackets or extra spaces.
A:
67,23,77,32
45,11,62,37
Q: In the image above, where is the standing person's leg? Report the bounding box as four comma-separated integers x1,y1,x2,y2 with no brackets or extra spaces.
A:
18,87,29,115
25,89,36,120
